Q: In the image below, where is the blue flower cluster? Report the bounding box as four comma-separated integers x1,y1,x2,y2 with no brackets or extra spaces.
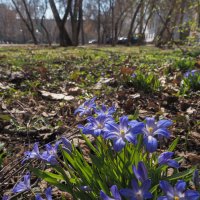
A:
100,162,200,200
2,137,71,200
184,70,199,78
3,98,199,200
3,172,52,200
76,98,172,153
23,137,72,165
75,98,200,200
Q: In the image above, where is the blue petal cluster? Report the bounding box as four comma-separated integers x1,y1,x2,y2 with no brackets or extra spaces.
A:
12,172,31,193
184,70,199,78
24,137,72,165
74,97,96,116
142,117,172,152
104,116,144,151
78,114,114,137
158,152,179,168
158,180,200,200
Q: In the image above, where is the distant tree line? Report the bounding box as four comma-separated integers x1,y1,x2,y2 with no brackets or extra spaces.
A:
1,0,200,47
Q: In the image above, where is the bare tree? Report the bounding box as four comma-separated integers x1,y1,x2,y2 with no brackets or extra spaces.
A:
49,0,72,46
11,0,38,44
69,0,83,45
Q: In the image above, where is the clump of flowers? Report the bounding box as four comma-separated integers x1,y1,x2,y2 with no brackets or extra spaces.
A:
4,98,200,199
180,69,200,94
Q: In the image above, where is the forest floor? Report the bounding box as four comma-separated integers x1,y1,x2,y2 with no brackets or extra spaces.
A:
0,45,199,199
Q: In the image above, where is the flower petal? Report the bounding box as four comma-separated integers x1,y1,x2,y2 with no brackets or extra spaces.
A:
175,180,186,194
144,136,158,153
119,116,129,130
167,160,179,168
110,185,121,199
142,179,151,192
153,128,170,138
157,119,173,128
100,190,115,200
120,189,134,197
125,133,137,145
159,181,174,198
185,190,200,200
45,187,52,200
113,138,126,152
157,196,168,200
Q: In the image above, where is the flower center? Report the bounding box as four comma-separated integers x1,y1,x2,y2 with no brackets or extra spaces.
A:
135,190,143,200
120,129,125,136
174,196,179,200
97,123,103,129
148,127,154,134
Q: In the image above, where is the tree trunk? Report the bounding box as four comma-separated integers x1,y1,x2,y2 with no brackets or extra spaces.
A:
97,0,101,44
49,0,72,46
127,0,143,46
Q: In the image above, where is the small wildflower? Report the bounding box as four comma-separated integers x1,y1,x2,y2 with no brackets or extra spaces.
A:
143,117,172,153
12,172,31,193
23,142,41,163
94,104,116,117
120,179,152,200
2,195,9,200
104,116,144,151
41,141,61,165
184,70,199,78
132,73,137,78
158,152,179,168
74,97,96,116
61,137,72,154
35,187,52,200
78,114,114,137
100,185,122,200
158,180,200,200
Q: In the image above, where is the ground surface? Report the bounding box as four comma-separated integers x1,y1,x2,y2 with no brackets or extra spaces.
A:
0,45,199,199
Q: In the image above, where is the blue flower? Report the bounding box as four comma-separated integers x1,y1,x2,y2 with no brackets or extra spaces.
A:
78,114,114,137
23,142,41,162
104,116,144,151
185,190,200,200
12,172,31,193
100,185,122,200
132,73,137,78
120,179,152,200
142,117,172,153
74,97,96,116
133,161,148,183
35,187,52,200
158,180,200,200
94,104,116,117
158,152,179,168
2,195,9,200
193,170,200,189
61,137,72,154
41,141,61,165
184,70,199,78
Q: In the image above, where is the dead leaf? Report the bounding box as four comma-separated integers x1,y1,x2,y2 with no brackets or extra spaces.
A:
186,107,196,114
39,90,74,101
